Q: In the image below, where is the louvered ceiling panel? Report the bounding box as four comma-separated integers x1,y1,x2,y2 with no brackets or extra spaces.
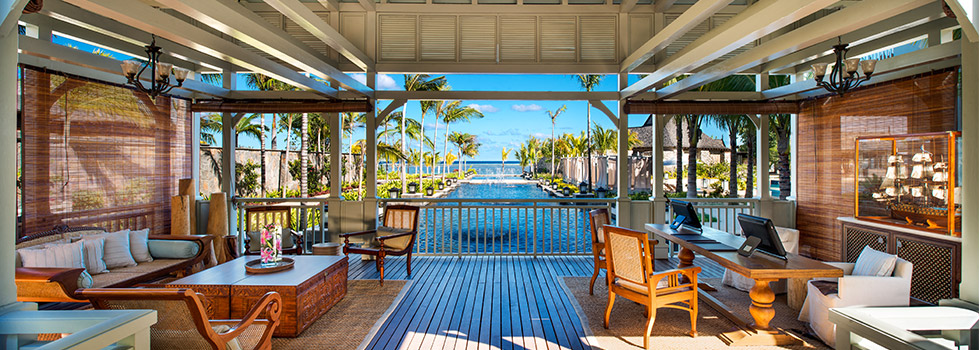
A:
460,15,497,62
628,14,653,54
340,13,367,54
420,15,457,61
709,14,756,64
663,14,709,59
540,16,576,61
579,16,616,62
379,14,418,61
499,16,536,62
284,13,330,56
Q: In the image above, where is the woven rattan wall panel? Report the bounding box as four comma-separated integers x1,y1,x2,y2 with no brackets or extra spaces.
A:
20,67,192,237
842,226,887,262
896,236,957,303
796,69,959,261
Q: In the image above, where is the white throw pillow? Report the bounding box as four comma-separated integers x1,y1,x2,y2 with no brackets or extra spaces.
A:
852,245,898,276
82,237,108,274
129,228,153,263
85,229,137,269
18,240,86,269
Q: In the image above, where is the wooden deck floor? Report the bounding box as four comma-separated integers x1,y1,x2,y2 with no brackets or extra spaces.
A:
348,255,725,350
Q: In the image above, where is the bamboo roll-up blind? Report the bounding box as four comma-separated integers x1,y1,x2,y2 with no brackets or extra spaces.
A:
795,67,959,261
20,66,192,237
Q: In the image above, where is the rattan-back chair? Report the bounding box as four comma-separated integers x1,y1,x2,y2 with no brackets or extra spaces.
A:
341,205,420,286
80,288,281,350
588,208,612,295
602,225,700,350
244,206,304,255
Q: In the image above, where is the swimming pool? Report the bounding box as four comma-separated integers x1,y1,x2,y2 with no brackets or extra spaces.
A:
413,180,600,255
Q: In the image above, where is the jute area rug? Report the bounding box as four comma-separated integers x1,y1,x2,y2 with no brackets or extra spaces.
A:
273,280,410,350
561,277,829,350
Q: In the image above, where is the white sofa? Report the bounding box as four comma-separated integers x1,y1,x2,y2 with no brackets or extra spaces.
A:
797,258,914,347
721,226,800,293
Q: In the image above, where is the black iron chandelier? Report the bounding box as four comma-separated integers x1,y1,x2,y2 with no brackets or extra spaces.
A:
119,35,192,98
811,38,877,96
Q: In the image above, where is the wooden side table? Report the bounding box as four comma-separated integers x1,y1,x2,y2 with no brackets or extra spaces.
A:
787,277,811,312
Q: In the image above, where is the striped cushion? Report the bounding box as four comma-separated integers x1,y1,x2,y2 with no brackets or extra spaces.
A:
129,228,153,263
82,237,108,274
852,245,897,277
17,240,86,269
84,229,137,269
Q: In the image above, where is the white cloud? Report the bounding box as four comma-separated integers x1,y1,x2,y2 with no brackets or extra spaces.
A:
467,103,499,113
511,104,543,112
350,73,399,90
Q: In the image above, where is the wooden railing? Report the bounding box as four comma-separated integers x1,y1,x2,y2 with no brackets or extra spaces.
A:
379,198,614,256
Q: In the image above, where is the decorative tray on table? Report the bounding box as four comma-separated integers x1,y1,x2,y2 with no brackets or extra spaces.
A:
245,257,295,274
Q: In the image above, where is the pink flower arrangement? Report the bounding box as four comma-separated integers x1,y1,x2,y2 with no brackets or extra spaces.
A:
260,223,283,265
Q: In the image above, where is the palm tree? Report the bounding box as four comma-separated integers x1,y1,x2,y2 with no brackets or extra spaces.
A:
200,113,221,145
683,75,755,198
574,74,604,190
501,147,510,174
402,74,447,191
234,114,266,146
245,74,297,196
449,132,478,174
440,101,484,180
517,143,534,173
277,113,300,196
769,75,794,200
546,105,567,182
741,121,757,199
673,115,684,194
711,115,746,198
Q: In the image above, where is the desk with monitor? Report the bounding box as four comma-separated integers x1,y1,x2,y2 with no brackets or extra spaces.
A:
646,201,843,346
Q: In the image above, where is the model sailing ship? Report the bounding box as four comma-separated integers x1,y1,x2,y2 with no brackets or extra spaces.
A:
871,145,957,229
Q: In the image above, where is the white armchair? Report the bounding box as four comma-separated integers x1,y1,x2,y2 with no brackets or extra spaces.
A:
797,258,913,347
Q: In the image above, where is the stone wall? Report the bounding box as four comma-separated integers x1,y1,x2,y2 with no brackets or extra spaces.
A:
199,147,301,195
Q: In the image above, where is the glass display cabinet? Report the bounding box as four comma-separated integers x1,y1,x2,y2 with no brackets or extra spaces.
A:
855,131,961,236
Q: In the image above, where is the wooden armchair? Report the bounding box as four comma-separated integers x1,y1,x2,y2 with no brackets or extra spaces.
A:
341,205,420,286
80,288,282,350
602,225,700,350
588,208,611,295
243,206,304,255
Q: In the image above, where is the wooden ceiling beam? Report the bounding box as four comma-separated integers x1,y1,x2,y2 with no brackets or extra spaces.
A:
63,0,340,98
621,0,731,72
654,0,934,100
263,0,375,71
36,0,244,72
154,0,372,97
620,0,837,99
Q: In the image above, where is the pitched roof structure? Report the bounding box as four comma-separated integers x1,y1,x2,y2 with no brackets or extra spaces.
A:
630,115,729,151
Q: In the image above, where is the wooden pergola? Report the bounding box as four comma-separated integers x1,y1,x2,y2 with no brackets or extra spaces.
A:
0,0,977,326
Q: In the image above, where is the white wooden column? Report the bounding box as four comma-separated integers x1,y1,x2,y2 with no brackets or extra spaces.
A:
652,115,669,224
0,19,17,306
755,114,772,218
756,74,773,218
362,72,378,229
327,110,342,241
617,72,631,227
960,36,979,304
219,70,238,237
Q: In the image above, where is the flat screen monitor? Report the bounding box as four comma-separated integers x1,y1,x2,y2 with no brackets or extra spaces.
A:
736,213,787,259
669,199,702,232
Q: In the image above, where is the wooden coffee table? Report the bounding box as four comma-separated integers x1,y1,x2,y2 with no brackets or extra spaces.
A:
168,255,348,337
